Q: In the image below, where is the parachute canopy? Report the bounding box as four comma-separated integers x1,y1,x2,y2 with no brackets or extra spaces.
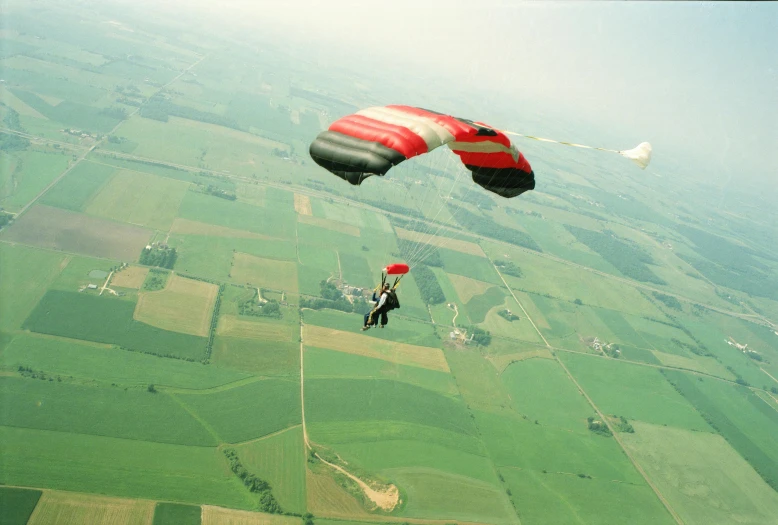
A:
384,263,409,275
309,105,535,198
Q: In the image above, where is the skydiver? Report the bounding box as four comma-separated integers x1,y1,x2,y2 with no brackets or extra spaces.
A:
362,282,394,330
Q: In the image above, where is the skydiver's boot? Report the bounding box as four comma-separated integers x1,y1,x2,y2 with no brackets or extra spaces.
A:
361,325,370,331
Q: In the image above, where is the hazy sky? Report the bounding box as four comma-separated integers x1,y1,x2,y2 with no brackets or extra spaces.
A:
150,1,777,187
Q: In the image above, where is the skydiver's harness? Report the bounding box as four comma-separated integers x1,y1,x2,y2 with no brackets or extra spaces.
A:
366,272,401,325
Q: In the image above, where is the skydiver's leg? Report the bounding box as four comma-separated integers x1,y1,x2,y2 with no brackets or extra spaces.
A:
363,311,374,330
380,311,388,327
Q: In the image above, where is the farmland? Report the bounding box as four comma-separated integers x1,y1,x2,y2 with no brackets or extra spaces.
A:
1,2,777,524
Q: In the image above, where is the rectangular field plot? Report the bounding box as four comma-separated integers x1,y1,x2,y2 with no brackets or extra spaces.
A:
0,205,152,261
23,290,207,360
202,506,300,525
439,248,501,284
85,170,190,230
178,187,297,240
303,325,448,372
501,358,594,431
662,371,778,494
293,193,312,215
135,274,218,337
621,422,778,525
0,426,251,510
0,149,70,212
475,409,645,484
27,492,155,525
235,426,306,514
305,469,369,519
0,487,42,525
111,265,149,289
212,337,299,377
390,469,515,524
298,214,360,237
152,503,201,525
216,315,296,341
0,376,215,445
559,352,712,431
170,218,275,240
305,346,457,396
305,379,476,436
1,333,249,389
176,379,300,443
232,253,298,292
0,243,67,332
171,235,296,282
395,227,484,256
332,439,499,486
502,468,674,525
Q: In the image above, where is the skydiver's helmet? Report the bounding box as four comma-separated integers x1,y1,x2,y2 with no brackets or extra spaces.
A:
383,283,390,290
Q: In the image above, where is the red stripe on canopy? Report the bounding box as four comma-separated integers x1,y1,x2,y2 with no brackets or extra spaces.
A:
330,115,428,158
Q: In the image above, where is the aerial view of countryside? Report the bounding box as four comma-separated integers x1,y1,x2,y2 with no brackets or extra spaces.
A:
1,1,776,524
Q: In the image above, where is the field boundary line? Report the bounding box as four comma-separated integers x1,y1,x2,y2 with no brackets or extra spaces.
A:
166,392,222,444
554,356,685,524
232,424,302,447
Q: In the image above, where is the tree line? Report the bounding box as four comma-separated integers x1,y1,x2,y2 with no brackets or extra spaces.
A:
411,265,445,305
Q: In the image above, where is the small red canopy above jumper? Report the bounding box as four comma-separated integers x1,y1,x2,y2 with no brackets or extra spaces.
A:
384,263,410,275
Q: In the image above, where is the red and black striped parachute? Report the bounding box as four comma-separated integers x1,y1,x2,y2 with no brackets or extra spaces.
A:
309,105,534,198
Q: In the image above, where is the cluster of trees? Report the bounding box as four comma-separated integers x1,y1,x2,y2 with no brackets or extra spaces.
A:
565,225,666,285
612,415,635,433
603,344,621,359
203,285,224,363
587,416,612,437
465,325,492,346
497,309,520,322
0,104,29,152
203,184,236,201
652,292,682,310
397,239,443,267
300,280,365,313
139,245,177,269
140,94,242,130
142,269,168,291
412,265,445,305
669,337,712,358
0,211,12,230
223,448,281,513
448,204,543,252
239,289,281,319
17,365,61,382
494,260,523,277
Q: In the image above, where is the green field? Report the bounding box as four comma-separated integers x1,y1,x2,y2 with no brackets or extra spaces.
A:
23,290,208,360
305,346,457,396
0,244,67,332
501,468,675,525
0,149,70,212
235,426,306,514
0,376,216,445
0,487,42,525
39,160,116,211
391,469,515,523
501,358,594,430
663,370,778,492
176,379,301,443
621,421,778,525
559,352,712,431
0,426,252,509
1,333,250,389
212,336,299,377
85,170,190,230
475,409,645,483
305,378,477,436
152,503,202,525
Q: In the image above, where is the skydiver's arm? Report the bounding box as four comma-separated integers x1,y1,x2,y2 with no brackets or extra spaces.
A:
376,293,388,309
